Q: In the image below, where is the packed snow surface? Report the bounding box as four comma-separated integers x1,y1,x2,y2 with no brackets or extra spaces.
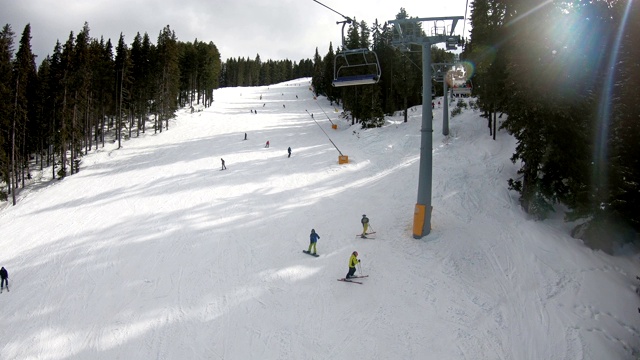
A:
0,78,638,359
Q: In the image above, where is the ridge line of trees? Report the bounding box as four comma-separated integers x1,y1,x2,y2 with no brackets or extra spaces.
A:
0,22,222,205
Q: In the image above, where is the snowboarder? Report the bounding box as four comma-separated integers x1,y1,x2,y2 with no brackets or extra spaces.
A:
307,229,320,255
361,214,370,238
221,158,226,170
0,267,8,293
265,140,270,148
287,147,292,158
346,251,360,279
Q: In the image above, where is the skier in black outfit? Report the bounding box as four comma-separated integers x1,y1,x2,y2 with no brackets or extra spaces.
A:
0,267,8,292
287,147,292,158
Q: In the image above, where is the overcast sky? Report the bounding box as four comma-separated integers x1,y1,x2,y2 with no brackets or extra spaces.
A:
1,0,471,63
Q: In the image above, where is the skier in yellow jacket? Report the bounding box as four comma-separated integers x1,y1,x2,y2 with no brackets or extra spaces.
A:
346,251,360,279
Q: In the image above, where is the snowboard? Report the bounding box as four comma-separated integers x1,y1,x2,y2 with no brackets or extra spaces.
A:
302,250,319,257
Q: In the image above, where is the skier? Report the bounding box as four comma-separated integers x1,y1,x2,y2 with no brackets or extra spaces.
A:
307,229,320,255
287,147,292,158
361,214,370,238
346,251,360,279
221,158,226,170
0,267,8,293
265,140,270,148
244,133,247,140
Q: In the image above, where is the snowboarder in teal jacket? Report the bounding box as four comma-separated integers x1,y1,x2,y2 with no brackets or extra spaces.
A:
308,229,320,255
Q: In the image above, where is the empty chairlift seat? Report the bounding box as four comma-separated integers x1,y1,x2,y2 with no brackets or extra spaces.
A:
332,48,381,87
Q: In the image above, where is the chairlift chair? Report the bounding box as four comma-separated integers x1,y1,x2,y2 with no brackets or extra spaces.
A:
446,36,461,50
332,48,381,87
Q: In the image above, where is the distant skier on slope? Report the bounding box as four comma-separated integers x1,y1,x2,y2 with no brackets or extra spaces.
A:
0,267,8,293
307,229,320,255
346,251,360,279
221,158,226,170
287,147,292,158
361,214,370,238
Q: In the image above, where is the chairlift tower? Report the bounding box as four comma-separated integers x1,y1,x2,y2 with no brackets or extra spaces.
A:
388,16,463,239
432,62,455,136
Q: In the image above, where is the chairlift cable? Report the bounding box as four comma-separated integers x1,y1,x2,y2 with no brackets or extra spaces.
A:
307,107,343,156
462,0,470,41
310,102,334,125
311,0,352,23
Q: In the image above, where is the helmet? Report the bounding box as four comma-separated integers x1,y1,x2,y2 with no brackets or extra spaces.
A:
311,229,315,233
362,214,366,217
353,251,358,256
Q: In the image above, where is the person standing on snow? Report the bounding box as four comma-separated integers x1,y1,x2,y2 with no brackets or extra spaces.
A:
221,158,226,170
265,140,270,148
307,229,320,255
287,147,292,158
0,267,8,292
361,214,370,238
346,251,360,279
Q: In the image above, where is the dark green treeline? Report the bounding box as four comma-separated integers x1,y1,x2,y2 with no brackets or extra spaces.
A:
462,0,640,243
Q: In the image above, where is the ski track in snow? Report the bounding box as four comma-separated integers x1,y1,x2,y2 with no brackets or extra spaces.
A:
0,78,639,359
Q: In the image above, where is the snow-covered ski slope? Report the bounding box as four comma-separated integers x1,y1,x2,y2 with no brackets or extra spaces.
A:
1,78,639,359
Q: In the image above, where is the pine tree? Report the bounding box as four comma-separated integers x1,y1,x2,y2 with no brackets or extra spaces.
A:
321,42,336,102
11,24,37,203
311,47,323,96
0,24,15,200
155,25,180,132
114,33,131,145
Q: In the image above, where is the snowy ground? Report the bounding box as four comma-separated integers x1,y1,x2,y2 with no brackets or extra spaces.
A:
0,78,639,359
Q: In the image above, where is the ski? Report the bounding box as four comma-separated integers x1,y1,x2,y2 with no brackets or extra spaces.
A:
348,275,369,279
337,278,363,284
302,250,319,257
356,232,376,237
